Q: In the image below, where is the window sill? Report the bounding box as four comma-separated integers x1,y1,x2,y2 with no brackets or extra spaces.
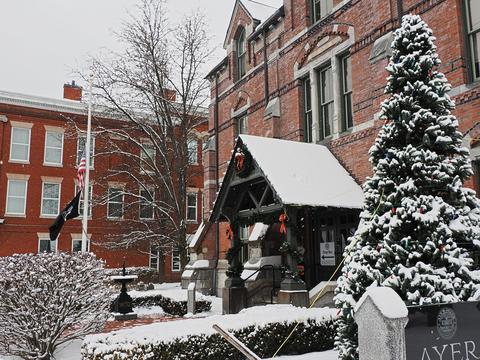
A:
171,269,181,272
9,159,30,165
40,215,58,219
43,162,63,168
140,217,155,221
4,213,26,218
186,220,198,224
107,217,124,221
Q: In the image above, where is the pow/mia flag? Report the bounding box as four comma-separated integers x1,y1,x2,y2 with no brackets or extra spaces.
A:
49,191,81,241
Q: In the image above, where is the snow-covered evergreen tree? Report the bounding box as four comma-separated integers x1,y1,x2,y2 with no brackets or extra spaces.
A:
0,252,111,360
334,14,480,360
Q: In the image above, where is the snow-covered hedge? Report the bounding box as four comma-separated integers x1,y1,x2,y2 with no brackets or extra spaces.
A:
111,293,211,316
83,305,336,359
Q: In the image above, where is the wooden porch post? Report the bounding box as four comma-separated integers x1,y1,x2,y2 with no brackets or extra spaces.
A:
222,220,247,314
278,207,309,307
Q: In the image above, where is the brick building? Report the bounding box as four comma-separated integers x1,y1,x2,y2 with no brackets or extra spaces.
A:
185,0,480,310
0,83,207,282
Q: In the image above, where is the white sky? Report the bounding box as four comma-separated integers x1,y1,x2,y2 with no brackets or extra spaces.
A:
0,0,241,99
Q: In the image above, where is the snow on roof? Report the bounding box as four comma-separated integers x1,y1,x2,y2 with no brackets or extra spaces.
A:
241,0,283,23
239,135,365,209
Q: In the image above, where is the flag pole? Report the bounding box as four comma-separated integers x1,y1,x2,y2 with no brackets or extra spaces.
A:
81,74,93,252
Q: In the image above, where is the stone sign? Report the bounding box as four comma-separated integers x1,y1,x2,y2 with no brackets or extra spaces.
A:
405,301,480,360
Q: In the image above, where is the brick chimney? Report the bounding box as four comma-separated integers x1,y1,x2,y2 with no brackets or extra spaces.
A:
63,80,83,101
164,89,176,101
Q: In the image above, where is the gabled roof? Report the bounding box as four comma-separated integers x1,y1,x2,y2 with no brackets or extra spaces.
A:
238,135,364,208
242,0,282,23
223,0,283,49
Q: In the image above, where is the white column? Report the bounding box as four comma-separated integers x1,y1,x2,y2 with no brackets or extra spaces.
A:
331,56,341,135
310,69,320,143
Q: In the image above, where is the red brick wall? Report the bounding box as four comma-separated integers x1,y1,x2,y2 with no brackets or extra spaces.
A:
0,101,206,280
201,0,480,262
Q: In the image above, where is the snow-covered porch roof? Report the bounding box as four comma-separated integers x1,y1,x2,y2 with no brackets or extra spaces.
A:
210,135,364,222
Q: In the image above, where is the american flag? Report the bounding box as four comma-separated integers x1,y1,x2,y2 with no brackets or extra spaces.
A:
77,155,86,189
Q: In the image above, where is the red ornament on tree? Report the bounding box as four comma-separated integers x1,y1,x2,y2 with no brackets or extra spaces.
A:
391,207,397,215
438,244,445,253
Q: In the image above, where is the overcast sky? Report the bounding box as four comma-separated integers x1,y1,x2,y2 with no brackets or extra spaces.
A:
0,0,242,99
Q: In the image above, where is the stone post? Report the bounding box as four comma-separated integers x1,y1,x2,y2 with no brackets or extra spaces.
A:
278,208,308,307
354,287,409,360
187,282,196,315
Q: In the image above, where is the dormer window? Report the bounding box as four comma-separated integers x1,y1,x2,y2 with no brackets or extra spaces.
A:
311,0,333,24
236,27,246,80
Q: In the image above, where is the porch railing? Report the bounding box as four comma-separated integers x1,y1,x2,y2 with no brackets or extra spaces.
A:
243,264,280,304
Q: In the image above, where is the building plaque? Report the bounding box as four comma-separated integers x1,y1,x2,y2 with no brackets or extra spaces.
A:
405,301,480,359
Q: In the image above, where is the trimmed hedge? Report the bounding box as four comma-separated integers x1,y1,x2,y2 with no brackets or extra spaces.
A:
110,294,211,317
83,318,335,359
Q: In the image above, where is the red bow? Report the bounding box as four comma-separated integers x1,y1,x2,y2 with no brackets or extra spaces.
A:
226,224,234,240
279,213,287,234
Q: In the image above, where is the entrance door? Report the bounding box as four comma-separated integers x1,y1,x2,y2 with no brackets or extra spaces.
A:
309,209,359,287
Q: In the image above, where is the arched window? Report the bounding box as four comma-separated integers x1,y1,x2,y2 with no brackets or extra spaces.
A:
236,27,246,80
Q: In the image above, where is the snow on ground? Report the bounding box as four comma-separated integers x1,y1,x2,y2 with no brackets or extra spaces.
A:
84,305,337,355
128,282,222,317
267,350,338,359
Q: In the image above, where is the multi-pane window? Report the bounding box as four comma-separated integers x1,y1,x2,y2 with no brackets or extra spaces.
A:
75,184,93,217
236,27,246,80
171,247,181,271
237,115,248,135
150,246,159,271
140,189,154,219
77,136,95,168
310,0,333,24
107,187,124,219
39,238,57,253
467,0,480,79
239,224,249,264
44,131,63,165
340,54,353,131
186,193,197,222
10,127,31,162
6,179,27,215
140,143,156,172
187,139,198,164
41,182,61,216
303,77,313,143
319,65,334,140
72,239,83,252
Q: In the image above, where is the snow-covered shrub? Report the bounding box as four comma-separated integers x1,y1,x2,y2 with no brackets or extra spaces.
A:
110,293,211,316
83,317,335,359
0,252,111,360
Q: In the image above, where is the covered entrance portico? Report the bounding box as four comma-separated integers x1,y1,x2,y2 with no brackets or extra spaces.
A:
210,135,364,314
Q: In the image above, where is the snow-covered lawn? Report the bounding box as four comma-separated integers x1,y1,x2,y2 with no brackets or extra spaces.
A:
129,282,222,317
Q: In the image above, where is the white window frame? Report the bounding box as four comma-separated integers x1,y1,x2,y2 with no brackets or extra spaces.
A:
107,186,124,219
9,126,31,163
150,246,159,271
38,238,58,253
171,247,181,272
140,142,156,173
187,139,198,165
75,184,93,218
139,189,155,220
236,114,248,135
41,182,61,217
44,130,64,166
76,135,95,169
186,192,198,223
5,178,28,216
